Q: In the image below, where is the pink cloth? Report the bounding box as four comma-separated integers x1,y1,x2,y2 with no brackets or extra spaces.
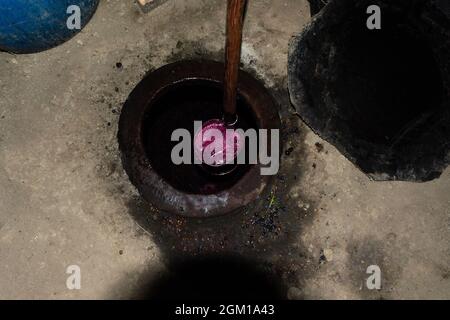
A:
194,119,243,166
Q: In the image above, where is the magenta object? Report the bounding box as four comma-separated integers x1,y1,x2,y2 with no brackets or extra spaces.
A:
194,119,243,166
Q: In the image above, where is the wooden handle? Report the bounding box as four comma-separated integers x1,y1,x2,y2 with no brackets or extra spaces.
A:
223,0,247,125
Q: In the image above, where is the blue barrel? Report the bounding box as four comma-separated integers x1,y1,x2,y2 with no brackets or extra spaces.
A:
0,0,99,54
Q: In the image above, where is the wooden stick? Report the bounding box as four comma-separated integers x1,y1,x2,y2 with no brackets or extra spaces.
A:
223,0,247,126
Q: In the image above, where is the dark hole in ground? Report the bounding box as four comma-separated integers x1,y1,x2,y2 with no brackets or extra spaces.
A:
331,6,443,146
142,79,258,195
141,254,285,300
119,60,279,216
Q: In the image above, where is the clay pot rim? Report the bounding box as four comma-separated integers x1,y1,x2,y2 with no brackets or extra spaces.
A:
118,60,281,217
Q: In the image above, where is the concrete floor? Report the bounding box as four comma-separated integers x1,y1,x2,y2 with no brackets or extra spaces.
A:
0,0,449,299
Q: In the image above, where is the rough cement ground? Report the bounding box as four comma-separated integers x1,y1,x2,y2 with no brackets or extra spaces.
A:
0,0,449,299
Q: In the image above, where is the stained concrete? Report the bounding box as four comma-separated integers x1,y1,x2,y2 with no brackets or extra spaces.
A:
0,0,448,299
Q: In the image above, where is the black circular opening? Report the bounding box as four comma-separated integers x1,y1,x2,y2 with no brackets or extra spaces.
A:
330,7,444,146
142,79,258,195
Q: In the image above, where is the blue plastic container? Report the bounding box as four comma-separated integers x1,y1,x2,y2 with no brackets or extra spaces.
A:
0,0,99,53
